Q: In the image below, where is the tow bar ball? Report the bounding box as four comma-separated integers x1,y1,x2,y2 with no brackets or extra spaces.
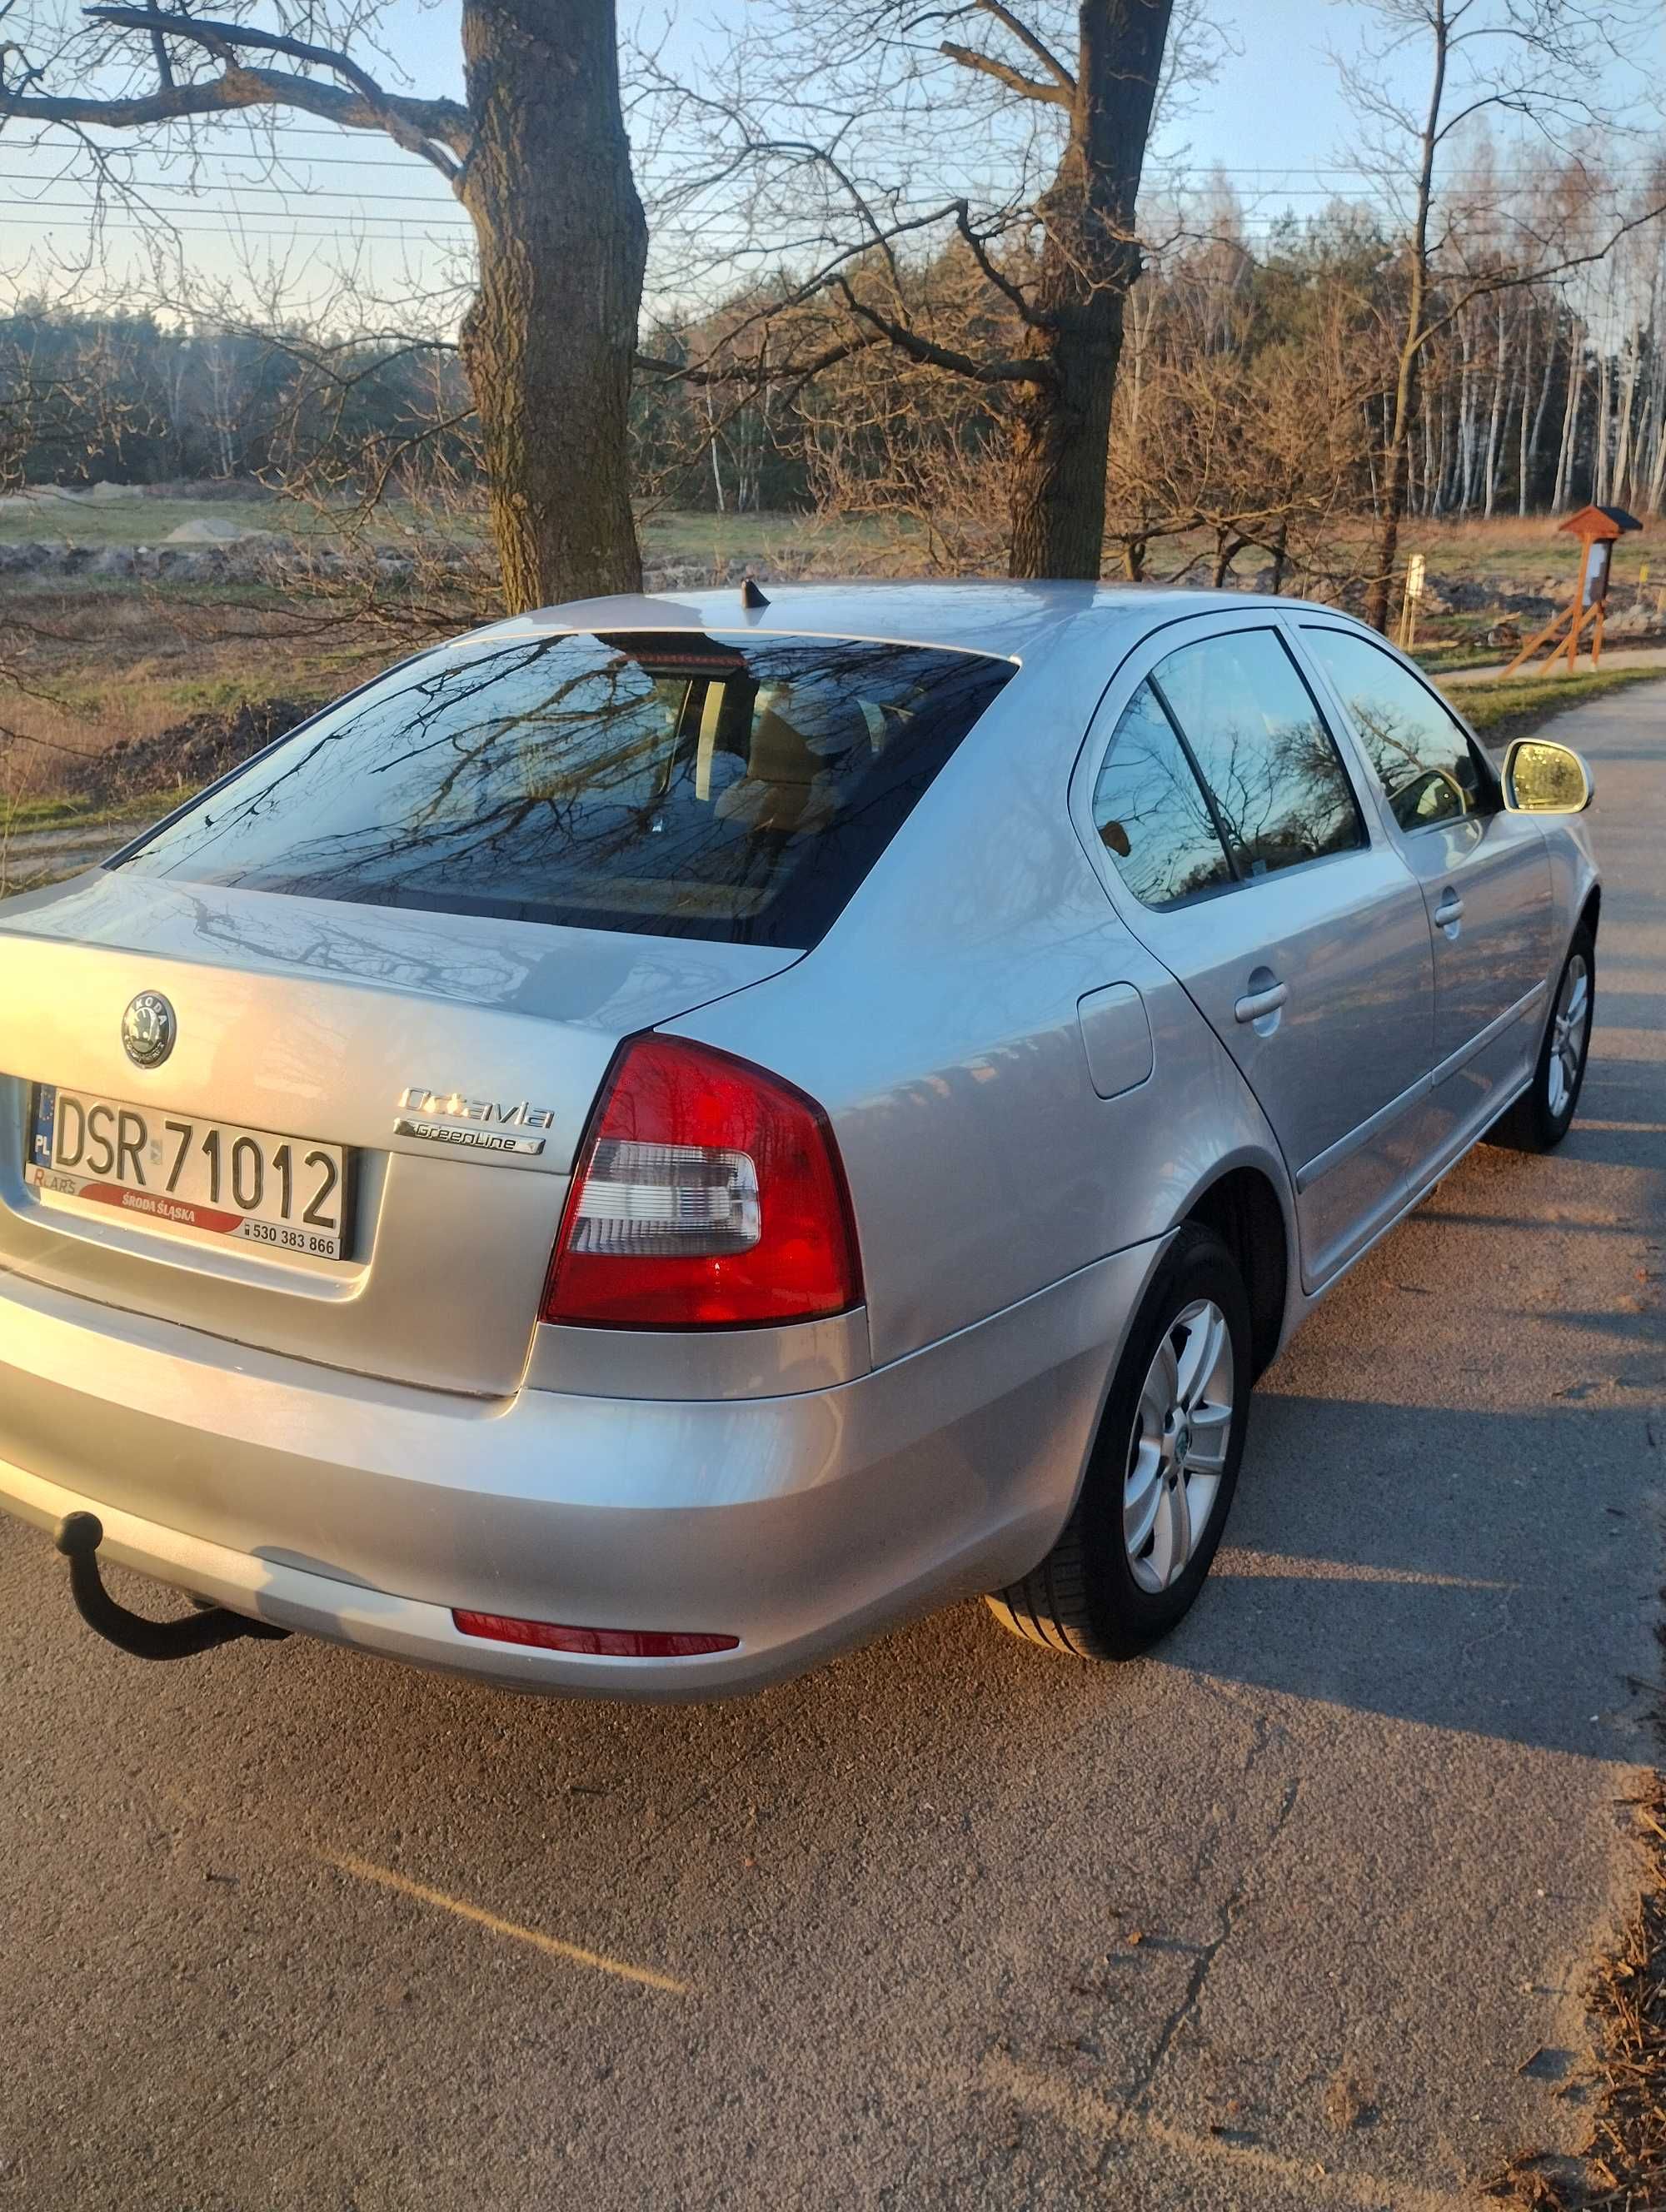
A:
52,1511,289,1661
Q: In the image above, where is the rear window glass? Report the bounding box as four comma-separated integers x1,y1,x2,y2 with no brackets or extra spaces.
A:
115,630,1015,947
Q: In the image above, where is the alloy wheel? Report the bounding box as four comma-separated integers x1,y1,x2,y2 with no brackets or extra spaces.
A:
1546,952,1591,1121
1123,1299,1235,1594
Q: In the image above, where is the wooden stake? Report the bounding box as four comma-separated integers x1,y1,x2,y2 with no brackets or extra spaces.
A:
1501,608,1566,677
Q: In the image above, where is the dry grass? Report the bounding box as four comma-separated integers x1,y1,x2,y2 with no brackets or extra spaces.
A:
0,487,890,560
1409,515,1656,592
1483,1781,1666,2210
1581,1796,1666,2209
1449,667,1666,750
2,522,1660,815
0,580,379,802
7,485,1654,588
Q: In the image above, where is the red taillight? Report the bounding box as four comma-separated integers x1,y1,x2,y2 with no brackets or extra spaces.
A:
542,1034,861,1330
452,1611,738,1658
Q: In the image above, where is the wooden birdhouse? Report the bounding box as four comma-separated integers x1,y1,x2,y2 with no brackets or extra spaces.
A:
1500,504,1643,677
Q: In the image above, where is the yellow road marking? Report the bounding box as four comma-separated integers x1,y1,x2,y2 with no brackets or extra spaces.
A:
322,1851,691,1995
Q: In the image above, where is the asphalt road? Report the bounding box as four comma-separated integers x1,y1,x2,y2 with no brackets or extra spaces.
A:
2,686,1664,2212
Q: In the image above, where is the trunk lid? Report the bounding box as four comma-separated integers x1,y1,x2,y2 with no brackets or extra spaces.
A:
0,872,796,1394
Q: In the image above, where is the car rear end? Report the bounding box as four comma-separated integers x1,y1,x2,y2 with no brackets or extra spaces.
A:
0,605,1104,1696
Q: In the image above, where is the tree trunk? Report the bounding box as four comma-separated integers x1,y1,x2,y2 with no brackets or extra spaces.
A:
1482,296,1507,518
1007,0,1173,580
1645,377,1666,516
1613,334,1639,508
1639,269,1665,516
1365,2,1446,635
1553,333,1584,511
457,0,646,613
1524,314,1556,516
1456,306,1476,511
704,379,726,513
1210,528,1244,588
1644,299,1666,516
1419,389,1435,516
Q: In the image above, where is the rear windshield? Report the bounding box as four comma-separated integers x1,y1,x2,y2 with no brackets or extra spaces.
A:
115,630,1015,947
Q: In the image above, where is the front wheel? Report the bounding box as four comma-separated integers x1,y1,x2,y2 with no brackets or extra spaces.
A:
986,1223,1251,1661
1488,923,1594,1153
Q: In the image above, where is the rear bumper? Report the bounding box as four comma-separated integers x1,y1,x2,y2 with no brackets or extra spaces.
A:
0,1242,1160,1698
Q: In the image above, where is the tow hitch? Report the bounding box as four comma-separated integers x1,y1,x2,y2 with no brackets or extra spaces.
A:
52,1512,290,1661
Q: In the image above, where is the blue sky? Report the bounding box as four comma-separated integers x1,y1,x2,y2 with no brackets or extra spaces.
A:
3,0,1660,315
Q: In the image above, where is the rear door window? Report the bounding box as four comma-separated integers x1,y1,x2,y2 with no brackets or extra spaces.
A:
116,630,1015,949
1150,629,1367,877
1090,680,1238,909
1300,625,1490,831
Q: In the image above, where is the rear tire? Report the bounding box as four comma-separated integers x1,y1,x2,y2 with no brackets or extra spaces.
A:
986,1223,1251,1661
1487,923,1594,1154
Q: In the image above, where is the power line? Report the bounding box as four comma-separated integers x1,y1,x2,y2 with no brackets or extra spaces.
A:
1,185,1644,240
22,122,1666,184
0,193,1632,237
0,219,470,245
0,172,467,211
0,196,471,232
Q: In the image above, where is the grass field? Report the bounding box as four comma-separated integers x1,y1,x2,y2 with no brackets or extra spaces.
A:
6,486,1658,586
0,486,872,560
1,485,1659,825
0,492,291,546
0,588,379,805
1456,665,1665,746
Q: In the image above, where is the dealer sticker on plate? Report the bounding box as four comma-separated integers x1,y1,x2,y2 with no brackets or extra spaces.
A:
27,1084,352,1260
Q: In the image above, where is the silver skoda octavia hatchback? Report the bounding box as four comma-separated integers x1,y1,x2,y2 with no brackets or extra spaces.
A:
0,584,1598,1696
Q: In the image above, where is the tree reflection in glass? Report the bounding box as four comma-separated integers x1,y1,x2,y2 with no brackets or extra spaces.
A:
119,632,1015,949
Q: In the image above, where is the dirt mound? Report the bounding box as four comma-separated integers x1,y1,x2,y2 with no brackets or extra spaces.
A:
72,696,314,807
163,516,267,543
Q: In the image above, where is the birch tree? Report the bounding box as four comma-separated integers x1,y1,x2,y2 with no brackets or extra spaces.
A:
1342,0,1664,632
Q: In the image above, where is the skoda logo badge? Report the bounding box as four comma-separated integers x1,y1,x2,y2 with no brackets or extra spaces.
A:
122,991,176,1070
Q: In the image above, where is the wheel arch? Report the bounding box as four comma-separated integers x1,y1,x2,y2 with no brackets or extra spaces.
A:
1183,1160,1292,1380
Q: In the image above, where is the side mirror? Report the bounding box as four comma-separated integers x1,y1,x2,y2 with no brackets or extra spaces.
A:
1501,738,1594,815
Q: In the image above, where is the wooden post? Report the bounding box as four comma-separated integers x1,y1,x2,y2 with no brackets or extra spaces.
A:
1399,552,1425,653
1562,594,1599,670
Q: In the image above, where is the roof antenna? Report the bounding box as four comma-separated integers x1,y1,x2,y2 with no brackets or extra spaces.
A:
741,577,771,610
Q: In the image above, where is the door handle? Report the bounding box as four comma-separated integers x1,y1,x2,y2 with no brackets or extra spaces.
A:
1434,889,1464,935
1234,979,1289,1024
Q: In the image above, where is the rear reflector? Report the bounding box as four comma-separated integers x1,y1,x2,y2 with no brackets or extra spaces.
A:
451,1610,739,1659
542,1033,861,1329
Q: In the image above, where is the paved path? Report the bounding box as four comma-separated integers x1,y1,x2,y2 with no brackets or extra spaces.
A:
1,687,1664,2210
0,823,133,894
1443,641,1666,685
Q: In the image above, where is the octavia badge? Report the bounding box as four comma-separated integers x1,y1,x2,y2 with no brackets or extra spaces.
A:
122,991,176,1070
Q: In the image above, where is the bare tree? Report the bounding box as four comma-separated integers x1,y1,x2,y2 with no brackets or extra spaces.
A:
1339,0,1666,632
1103,217,1385,594
0,0,646,611
640,0,1208,580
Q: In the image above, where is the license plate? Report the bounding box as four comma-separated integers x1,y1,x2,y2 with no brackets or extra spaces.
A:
27,1084,352,1260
